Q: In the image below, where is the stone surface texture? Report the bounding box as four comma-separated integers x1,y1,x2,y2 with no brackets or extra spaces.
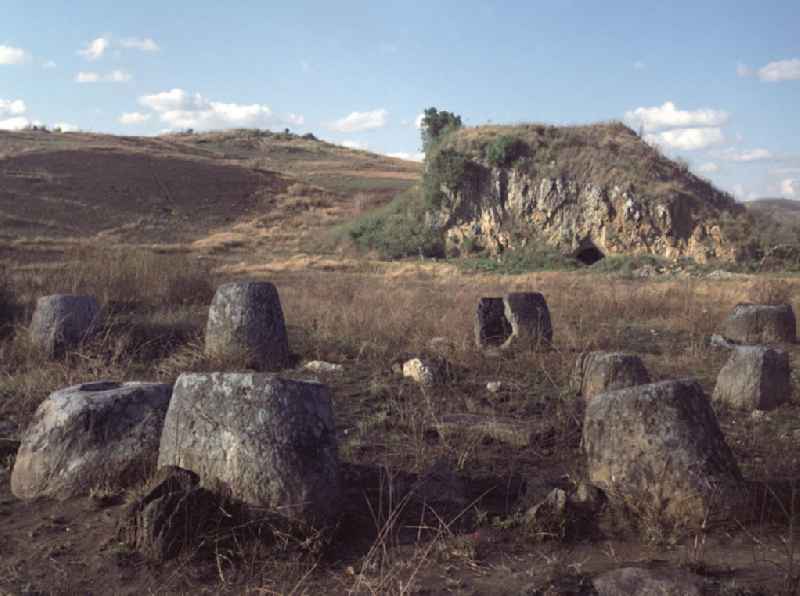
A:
720,303,796,344
583,379,742,528
29,294,100,357
572,351,651,399
712,346,791,411
11,381,172,500
204,281,290,370
158,373,340,526
119,466,216,562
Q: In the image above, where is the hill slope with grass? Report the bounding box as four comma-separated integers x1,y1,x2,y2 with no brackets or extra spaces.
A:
422,122,746,264
0,128,420,264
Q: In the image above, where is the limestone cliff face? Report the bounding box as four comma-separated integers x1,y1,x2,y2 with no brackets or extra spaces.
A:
430,160,741,263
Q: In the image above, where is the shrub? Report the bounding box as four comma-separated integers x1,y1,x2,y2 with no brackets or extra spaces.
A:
458,245,580,274
341,188,445,259
485,135,528,168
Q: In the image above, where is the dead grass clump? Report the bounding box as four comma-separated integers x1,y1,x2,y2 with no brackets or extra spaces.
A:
746,277,794,305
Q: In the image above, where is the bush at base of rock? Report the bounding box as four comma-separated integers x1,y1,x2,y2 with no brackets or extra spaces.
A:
582,379,742,530
720,303,796,345
713,345,791,411
571,351,651,399
29,294,101,357
157,372,340,527
204,281,290,370
11,381,172,500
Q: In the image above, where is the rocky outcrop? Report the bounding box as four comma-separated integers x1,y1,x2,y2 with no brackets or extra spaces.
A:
429,127,743,263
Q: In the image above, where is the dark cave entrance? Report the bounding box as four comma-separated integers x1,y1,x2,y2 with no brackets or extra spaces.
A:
575,244,605,266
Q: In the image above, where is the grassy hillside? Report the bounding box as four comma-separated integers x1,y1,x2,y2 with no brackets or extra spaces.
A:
0,128,420,265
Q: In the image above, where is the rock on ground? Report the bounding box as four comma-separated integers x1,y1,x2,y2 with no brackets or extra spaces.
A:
475,293,553,349
583,379,742,529
720,303,796,344
204,281,290,370
304,360,343,373
713,346,791,411
158,373,340,526
11,381,172,500
571,351,651,399
29,294,101,357
402,357,447,386
503,292,553,348
119,466,217,562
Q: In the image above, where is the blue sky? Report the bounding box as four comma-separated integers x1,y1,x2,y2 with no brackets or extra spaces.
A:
1,0,799,200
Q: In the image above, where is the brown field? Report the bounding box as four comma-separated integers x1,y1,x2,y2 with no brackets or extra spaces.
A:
0,129,799,595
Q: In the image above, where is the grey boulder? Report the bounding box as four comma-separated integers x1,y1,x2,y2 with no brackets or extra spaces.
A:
158,373,340,526
572,351,651,400
11,381,172,500
720,303,796,344
713,346,791,411
29,294,101,357
204,281,290,370
583,379,742,528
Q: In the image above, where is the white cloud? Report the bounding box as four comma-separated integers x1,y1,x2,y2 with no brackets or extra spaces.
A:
75,70,131,83
78,37,110,61
138,88,275,130
736,63,754,77
0,45,29,65
42,60,56,69
119,37,159,52
119,111,151,125
758,58,800,82
781,179,799,198
633,60,646,71
285,113,304,126
328,109,388,132
645,127,725,151
624,101,729,132
54,122,79,132
0,98,27,116
75,71,100,83
414,113,424,129
697,162,719,173
0,116,30,130
724,148,772,162
341,140,368,150
386,151,425,162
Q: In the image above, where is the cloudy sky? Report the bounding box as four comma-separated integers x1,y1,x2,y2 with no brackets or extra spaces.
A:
1,0,798,200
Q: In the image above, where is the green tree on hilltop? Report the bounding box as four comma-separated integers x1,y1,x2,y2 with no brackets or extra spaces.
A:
420,107,462,152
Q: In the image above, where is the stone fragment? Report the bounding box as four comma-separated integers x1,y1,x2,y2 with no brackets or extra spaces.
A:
503,292,553,348
11,381,172,500
158,373,340,526
402,357,446,386
712,346,791,411
720,303,796,344
474,297,511,348
582,379,742,528
29,294,100,357
119,466,217,562
486,381,502,393
204,281,290,370
304,360,343,373
572,351,651,399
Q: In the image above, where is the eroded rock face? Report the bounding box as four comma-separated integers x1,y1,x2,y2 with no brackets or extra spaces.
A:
432,161,740,263
572,352,651,400
713,346,791,411
158,373,340,526
11,381,172,500
29,294,101,357
720,303,796,345
204,281,290,370
583,379,742,528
